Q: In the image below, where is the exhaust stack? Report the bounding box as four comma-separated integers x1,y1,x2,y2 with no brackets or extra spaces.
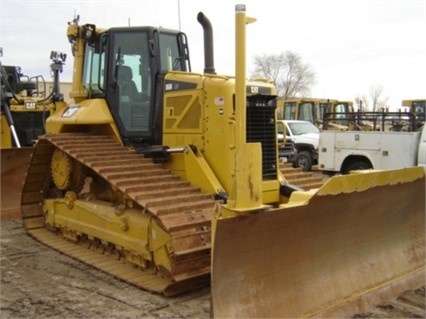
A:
197,12,215,74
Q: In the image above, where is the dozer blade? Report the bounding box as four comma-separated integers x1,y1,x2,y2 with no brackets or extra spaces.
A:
212,167,425,318
1,147,33,219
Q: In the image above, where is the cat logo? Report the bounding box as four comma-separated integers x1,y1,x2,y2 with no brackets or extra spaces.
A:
250,86,259,94
24,102,37,110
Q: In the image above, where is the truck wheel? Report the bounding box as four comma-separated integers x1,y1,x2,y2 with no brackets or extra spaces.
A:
295,151,313,172
343,160,372,174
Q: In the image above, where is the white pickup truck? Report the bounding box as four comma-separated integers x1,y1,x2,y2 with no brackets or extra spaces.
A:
318,124,426,174
277,120,319,171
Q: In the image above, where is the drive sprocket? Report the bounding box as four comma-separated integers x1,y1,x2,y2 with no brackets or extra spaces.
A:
51,148,85,193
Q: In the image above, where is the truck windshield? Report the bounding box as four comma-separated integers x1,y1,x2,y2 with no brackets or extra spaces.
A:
288,122,319,135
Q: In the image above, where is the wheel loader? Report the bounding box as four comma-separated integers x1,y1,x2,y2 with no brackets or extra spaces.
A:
17,5,425,318
0,49,67,217
277,97,355,130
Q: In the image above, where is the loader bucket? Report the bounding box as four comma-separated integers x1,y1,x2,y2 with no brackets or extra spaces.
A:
211,167,425,318
1,147,33,219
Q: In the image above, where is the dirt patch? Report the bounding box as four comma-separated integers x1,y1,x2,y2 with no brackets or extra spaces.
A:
2,219,424,319
0,220,210,319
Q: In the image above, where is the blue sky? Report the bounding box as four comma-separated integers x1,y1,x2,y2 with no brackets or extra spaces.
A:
1,0,425,109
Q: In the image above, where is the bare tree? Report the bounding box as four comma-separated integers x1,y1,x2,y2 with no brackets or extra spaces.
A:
369,85,389,111
251,51,316,98
354,95,369,112
355,85,389,112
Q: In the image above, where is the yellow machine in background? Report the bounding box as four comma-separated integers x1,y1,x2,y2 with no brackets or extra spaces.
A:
277,97,354,130
402,99,425,124
0,49,67,215
0,49,67,148
17,4,424,318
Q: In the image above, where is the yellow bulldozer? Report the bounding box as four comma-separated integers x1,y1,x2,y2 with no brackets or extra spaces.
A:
0,48,67,217
11,5,425,318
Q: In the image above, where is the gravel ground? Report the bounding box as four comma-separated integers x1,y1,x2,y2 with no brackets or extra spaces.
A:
0,220,210,319
1,217,424,319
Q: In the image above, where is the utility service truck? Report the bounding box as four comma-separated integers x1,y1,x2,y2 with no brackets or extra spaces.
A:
318,119,426,174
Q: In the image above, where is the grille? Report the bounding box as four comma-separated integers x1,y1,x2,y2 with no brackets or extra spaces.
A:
246,95,277,179
11,111,47,146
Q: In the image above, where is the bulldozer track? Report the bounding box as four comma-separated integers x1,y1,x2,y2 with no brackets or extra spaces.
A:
279,162,324,190
20,133,214,296
19,133,328,297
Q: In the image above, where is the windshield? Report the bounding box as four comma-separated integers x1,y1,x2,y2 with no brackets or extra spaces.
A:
288,122,319,135
413,101,425,113
298,102,314,123
82,39,104,95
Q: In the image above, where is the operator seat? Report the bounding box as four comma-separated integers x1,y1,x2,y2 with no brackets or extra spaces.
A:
117,65,138,100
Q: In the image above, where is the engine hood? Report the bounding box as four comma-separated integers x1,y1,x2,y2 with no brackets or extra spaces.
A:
291,133,319,148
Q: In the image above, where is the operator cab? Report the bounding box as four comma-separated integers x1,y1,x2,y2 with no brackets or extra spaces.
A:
80,25,190,147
